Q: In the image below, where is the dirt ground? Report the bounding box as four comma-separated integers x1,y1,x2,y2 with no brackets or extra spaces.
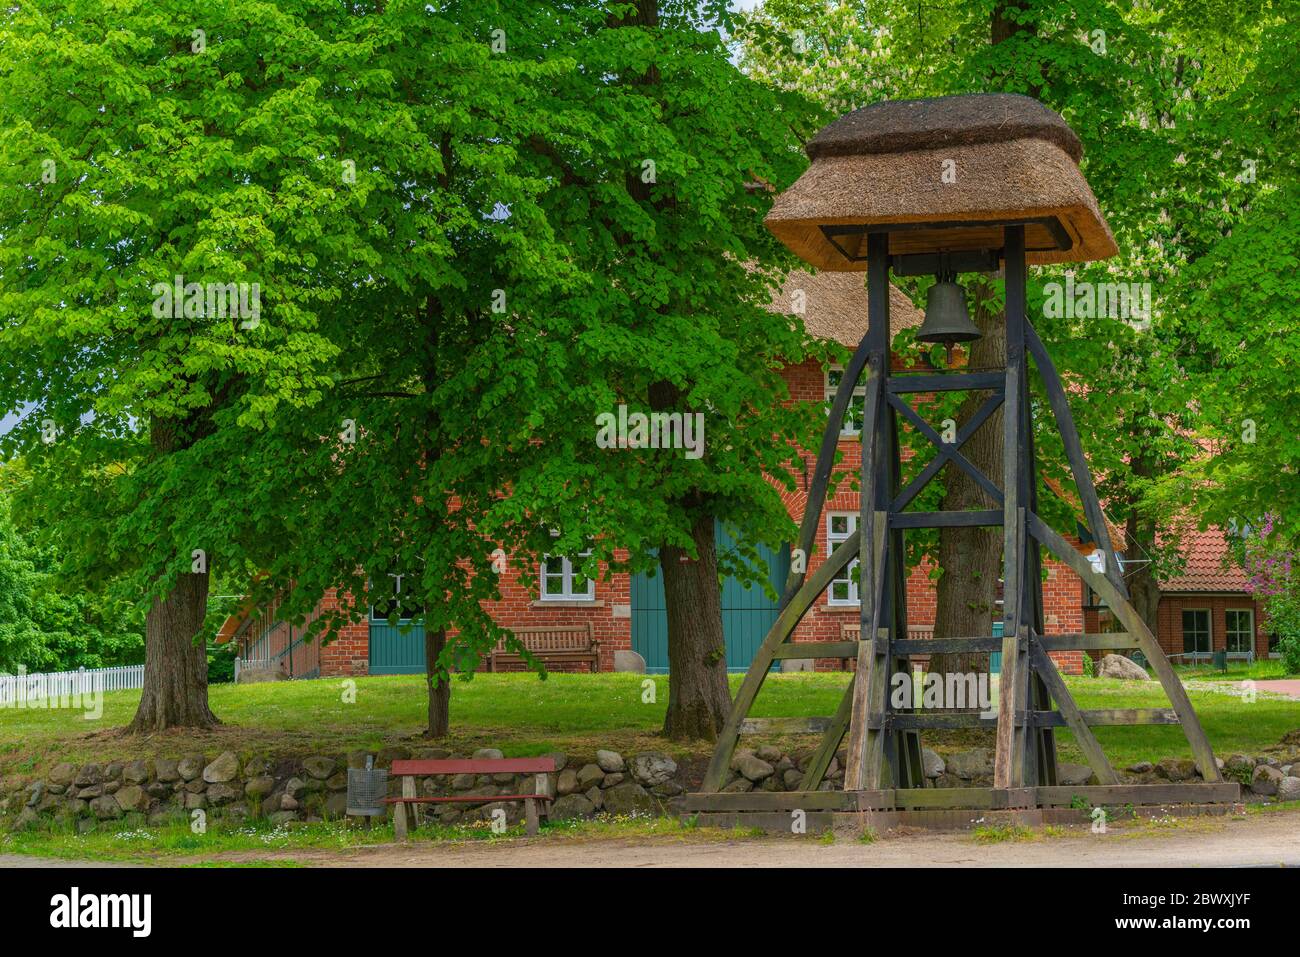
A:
7,808,1296,868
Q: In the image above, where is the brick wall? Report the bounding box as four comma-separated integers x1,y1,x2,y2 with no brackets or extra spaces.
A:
310,354,1089,678
1156,594,1270,659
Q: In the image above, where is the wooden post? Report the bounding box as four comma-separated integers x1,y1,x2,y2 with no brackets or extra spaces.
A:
847,232,892,791
393,775,415,841
995,225,1027,790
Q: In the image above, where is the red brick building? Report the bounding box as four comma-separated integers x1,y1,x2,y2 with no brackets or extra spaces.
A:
225,271,1102,679
1151,527,1271,662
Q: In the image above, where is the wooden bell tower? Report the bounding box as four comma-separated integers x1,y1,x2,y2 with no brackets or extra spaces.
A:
688,94,1238,826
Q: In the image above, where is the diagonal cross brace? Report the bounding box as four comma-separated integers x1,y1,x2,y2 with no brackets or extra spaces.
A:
890,391,1005,512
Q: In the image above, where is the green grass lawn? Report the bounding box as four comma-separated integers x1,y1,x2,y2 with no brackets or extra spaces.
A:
1,671,1296,779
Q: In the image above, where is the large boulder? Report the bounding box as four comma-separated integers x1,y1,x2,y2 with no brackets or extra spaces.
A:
203,751,240,784
1057,763,1096,786
207,783,241,805
1099,654,1151,680
731,751,775,783
1251,765,1284,796
245,776,276,800
602,781,656,817
1155,757,1197,782
595,750,625,773
556,767,580,796
89,795,122,820
945,749,993,780
154,758,180,783
550,794,595,821
123,760,151,785
302,756,337,780
921,748,945,779
113,785,147,812
177,754,205,782
49,763,77,787
630,752,677,788
576,764,605,790
1277,776,1300,801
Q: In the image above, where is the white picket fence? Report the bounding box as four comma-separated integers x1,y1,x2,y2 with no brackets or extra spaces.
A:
0,664,145,701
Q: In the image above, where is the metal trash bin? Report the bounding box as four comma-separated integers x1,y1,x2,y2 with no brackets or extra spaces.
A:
346,756,389,818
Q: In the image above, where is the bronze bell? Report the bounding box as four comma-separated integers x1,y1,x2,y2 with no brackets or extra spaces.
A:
917,273,981,364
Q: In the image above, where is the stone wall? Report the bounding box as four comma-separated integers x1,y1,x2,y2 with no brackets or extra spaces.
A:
6,737,1296,832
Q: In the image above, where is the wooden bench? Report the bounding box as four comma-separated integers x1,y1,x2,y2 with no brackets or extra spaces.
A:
487,624,600,673
386,758,556,839
839,624,935,670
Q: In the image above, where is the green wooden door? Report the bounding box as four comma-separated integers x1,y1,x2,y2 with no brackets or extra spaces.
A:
631,521,789,674
368,617,426,675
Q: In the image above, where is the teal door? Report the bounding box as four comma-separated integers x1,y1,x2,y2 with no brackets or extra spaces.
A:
631,521,789,674
368,617,426,674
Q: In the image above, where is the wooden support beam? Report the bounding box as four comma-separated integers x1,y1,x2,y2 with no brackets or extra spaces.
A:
891,392,1004,512
891,636,1002,655
739,716,833,735
1026,512,1223,782
1035,783,1241,807
683,790,859,812
1028,641,1118,785
771,641,859,659
887,394,1004,506
701,527,861,792
889,509,1003,529
887,371,1004,393
1036,632,1136,651
995,225,1028,791
799,676,854,791
1025,320,1129,601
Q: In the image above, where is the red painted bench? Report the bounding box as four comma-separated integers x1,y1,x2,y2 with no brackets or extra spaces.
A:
385,758,556,839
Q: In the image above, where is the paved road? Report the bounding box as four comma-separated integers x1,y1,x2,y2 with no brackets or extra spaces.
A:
1253,679,1300,700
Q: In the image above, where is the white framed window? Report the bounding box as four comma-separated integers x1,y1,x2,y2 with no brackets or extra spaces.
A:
540,551,595,601
827,513,859,605
826,365,866,436
1225,609,1254,654
371,573,422,621
1181,609,1211,656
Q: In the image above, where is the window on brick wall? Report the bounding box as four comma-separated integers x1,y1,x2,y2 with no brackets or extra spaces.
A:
1225,609,1254,654
540,551,595,601
1181,609,1211,656
827,513,859,605
371,573,423,621
826,366,865,436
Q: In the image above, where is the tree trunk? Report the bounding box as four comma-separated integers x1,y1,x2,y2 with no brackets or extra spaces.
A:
930,280,1005,678
660,513,731,740
128,413,219,733
1125,453,1161,636
424,627,450,738
128,569,218,732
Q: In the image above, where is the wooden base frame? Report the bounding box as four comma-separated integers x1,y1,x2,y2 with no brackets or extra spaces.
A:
693,226,1231,817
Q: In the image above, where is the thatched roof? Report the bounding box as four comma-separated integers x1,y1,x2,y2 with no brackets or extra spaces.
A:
807,94,1083,163
767,270,923,348
766,93,1117,271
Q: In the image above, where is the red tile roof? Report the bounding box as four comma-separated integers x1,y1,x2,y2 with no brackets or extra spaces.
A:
1157,526,1250,593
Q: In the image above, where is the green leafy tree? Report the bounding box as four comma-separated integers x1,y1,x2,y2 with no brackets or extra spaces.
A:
735,0,1289,663
0,0,407,729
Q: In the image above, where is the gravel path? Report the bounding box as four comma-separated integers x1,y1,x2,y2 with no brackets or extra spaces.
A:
4,809,1296,869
